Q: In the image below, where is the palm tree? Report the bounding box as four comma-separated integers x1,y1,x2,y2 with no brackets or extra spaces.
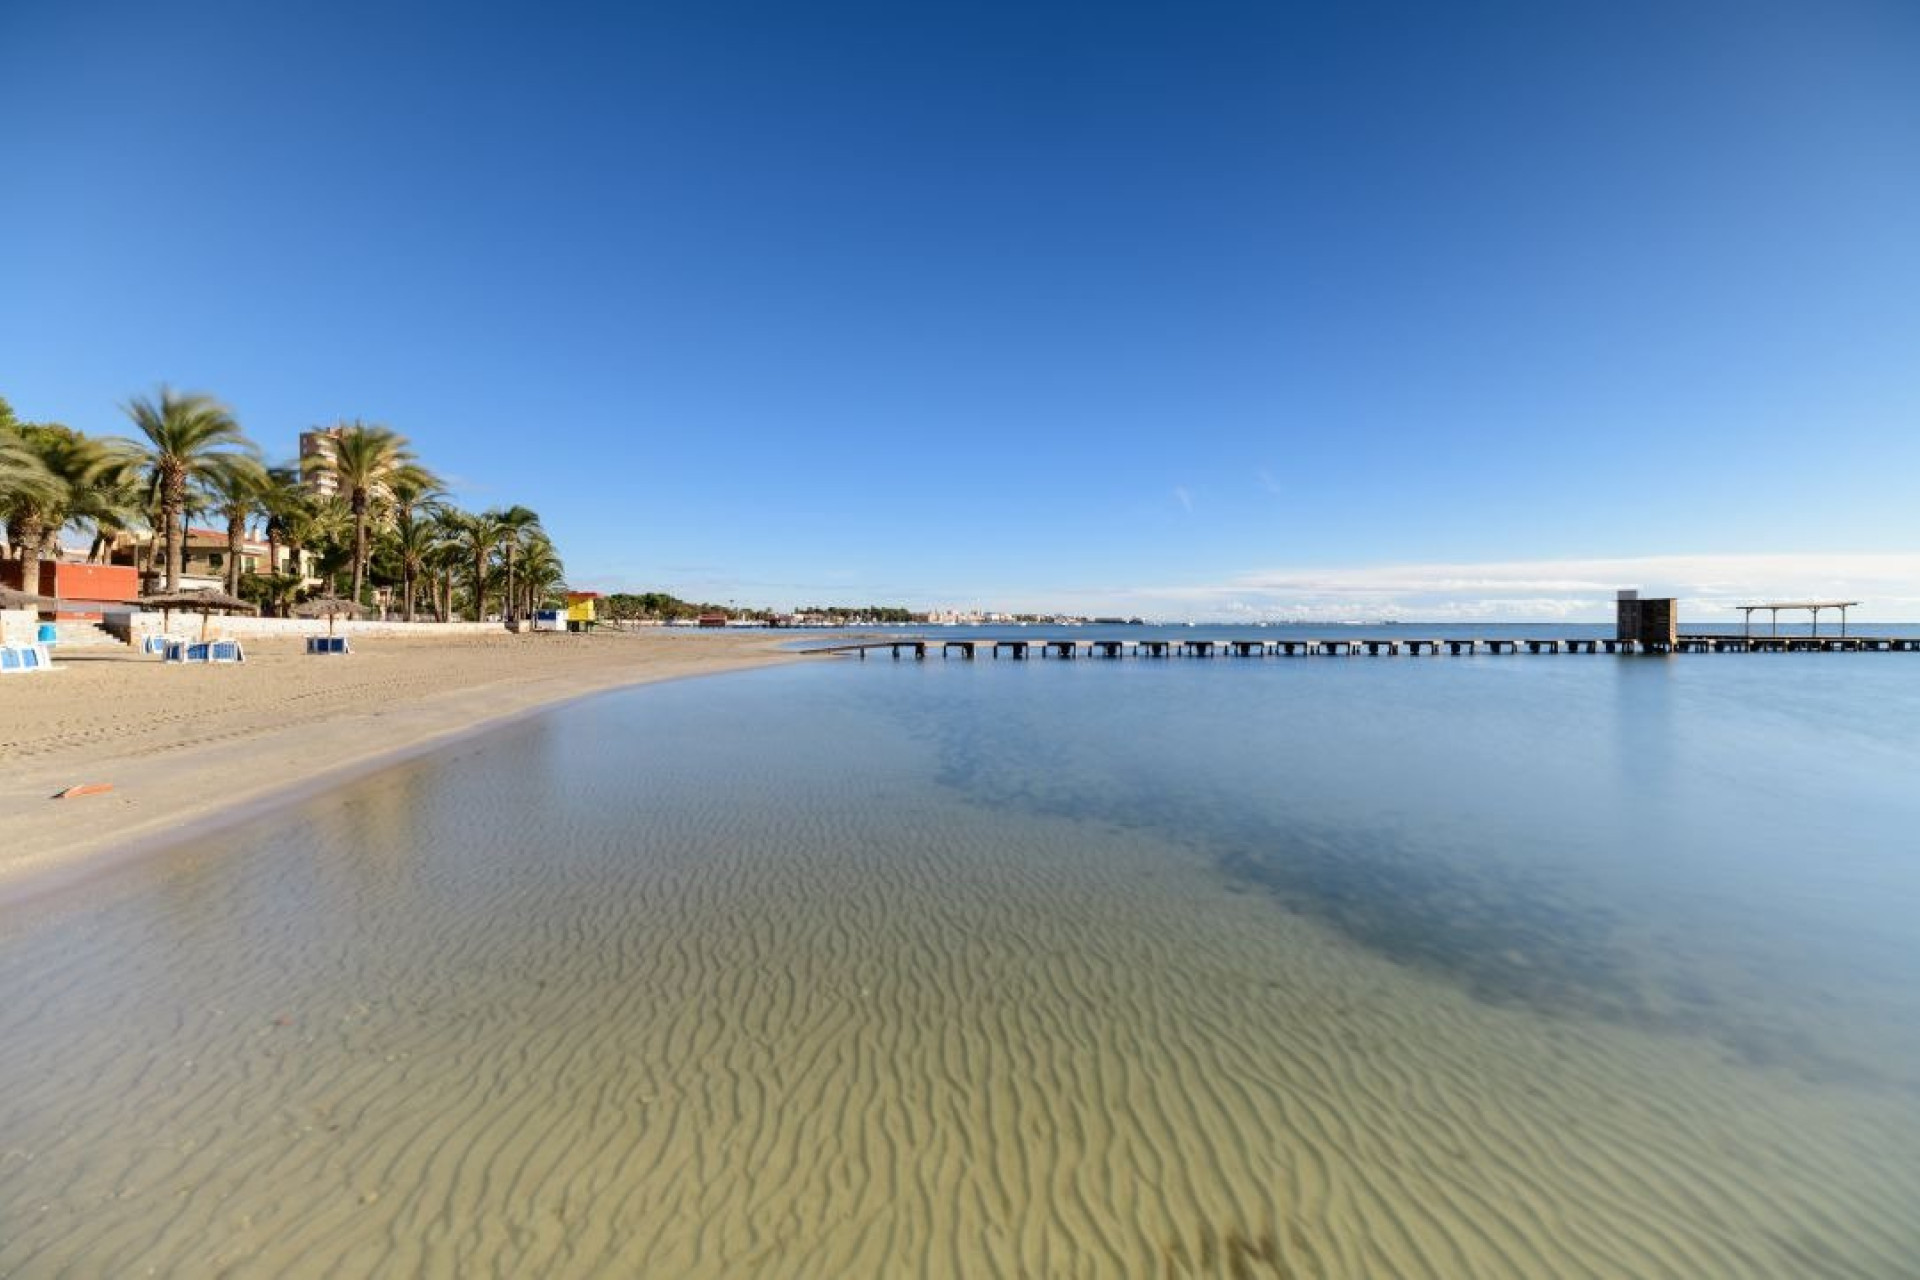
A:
197,455,270,596
276,487,350,596
243,570,306,618
79,452,150,565
424,533,464,622
386,463,442,514
388,506,442,622
121,388,253,590
383,469,444,622
515,532,566,619
484,505,543,623
311,420,415,607
0,434,58,535
439,508,501,622
258,465,304,585
2,424,123,592
1,400,61,562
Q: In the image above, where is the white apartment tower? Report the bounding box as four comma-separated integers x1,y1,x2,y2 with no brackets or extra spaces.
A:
299,426,344,497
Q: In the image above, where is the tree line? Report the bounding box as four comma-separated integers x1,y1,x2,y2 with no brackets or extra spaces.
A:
1,387,563,622
595,594,922,625
600,592,740,623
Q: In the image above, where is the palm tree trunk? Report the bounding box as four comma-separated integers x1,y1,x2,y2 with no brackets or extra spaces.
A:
286,538,304,598
504,546,517,623
162,490,184,591
15,513,45,599
226,513,246,596
350,497,369,606
472,550,486,622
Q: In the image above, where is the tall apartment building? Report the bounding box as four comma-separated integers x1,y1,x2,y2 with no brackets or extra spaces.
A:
299,426,344,497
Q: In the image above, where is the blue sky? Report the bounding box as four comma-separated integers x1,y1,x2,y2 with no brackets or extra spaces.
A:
3,1,1917,618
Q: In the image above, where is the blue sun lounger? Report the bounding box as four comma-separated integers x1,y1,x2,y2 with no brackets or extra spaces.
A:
305,635,352,655
0,643,52,673
162,639,245,664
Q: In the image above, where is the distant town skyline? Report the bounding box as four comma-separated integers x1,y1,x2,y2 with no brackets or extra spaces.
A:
4,2,1916,618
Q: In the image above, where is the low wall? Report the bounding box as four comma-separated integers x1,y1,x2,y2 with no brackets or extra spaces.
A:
1,609,38,645
103,611,510,642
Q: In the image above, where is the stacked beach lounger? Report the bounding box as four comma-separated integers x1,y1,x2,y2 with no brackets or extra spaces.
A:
160,638,245,664
0,642,53,673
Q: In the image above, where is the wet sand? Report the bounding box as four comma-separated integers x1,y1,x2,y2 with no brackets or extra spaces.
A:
0,629,813,896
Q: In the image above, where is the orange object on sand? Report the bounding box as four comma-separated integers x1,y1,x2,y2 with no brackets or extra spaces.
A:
54,783,114,799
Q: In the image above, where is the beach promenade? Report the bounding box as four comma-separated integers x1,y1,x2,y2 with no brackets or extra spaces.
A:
0,630,811,896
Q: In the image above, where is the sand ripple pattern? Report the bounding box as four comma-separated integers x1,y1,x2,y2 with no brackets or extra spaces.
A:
3,677,1918,1278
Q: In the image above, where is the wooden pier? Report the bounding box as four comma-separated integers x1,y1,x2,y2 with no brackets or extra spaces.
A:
831,635,1920,660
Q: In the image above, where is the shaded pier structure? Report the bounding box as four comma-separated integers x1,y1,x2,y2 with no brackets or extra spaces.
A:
1737,600,1861,638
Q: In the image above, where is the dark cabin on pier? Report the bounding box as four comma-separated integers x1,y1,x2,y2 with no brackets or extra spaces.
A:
1616,590,1678,648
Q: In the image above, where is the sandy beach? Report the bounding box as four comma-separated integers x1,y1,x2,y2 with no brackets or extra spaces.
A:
0,629,816,897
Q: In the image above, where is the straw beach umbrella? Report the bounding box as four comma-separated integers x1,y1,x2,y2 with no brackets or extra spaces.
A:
292,594,366,635
139,588,257,641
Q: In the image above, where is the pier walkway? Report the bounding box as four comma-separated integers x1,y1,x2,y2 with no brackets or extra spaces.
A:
823,635,1920,660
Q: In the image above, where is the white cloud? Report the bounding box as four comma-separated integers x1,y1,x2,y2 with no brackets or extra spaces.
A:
1106,552,1920,621
1172,485,1193,512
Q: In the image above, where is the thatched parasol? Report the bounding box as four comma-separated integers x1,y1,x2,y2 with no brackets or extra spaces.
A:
139,589,257,640
292,595,367,635
0,586,57,611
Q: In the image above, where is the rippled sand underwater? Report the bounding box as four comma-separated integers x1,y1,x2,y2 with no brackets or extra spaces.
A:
3,662,1918,1277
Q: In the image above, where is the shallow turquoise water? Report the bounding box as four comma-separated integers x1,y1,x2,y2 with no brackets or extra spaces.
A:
3,651,1919,1276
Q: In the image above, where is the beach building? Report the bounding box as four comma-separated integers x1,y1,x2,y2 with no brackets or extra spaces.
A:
299,426,344,497
0,559,140,621
100,528,322,594
565,591,600,632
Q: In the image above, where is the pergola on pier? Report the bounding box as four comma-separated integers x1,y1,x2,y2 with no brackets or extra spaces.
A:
1737,601,1861,638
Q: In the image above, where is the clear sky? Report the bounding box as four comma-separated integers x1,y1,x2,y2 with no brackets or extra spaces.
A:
4,1,1917,618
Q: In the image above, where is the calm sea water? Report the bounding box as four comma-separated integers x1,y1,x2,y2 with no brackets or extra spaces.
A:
3,648,1918,1276
886,646,1920,1075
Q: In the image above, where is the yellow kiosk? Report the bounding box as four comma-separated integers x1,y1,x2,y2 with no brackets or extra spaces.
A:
564,591,599,632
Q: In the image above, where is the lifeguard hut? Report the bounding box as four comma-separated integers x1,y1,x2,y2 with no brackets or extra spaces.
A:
564,591,600,633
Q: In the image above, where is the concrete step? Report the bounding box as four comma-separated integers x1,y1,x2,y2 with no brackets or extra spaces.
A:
50,620,132,649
